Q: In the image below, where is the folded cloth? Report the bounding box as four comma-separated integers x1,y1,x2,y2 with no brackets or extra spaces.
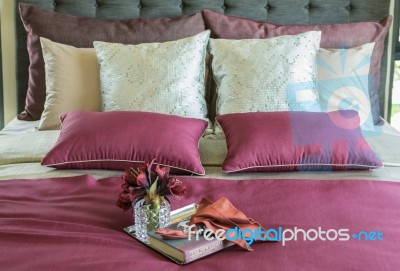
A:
154,228,192,240
156,197,274,250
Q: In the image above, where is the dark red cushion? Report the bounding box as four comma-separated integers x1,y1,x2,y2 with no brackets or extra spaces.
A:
42,111,207,175
216,111,383,173
18,3,206,121
202,9,391,125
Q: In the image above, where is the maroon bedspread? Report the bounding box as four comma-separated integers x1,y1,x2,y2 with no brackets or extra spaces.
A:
1,175,400,270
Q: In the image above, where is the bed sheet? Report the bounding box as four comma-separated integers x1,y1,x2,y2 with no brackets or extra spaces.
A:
0,117,39,135
3,174,400,270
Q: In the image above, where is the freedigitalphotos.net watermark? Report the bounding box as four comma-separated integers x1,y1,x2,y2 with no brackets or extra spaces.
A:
184,224,384,246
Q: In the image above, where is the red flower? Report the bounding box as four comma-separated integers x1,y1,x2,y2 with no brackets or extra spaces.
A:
169,178,187,198
122,167,149,187
116,159,186,211
155,164,170,180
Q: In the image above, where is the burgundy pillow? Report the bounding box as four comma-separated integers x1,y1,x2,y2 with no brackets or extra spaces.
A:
41,111,207,175
216,111,383,173
18,3,206,121
202,9,392,125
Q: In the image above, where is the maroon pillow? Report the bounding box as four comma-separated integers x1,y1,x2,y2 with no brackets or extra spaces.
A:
216,111,383,173
202,9,391,125
18,3,206,121
41,111,207,175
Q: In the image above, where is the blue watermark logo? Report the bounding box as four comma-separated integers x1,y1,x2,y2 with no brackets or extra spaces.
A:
185,224,384,246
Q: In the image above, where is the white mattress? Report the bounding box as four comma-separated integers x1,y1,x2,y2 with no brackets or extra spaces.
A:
1,118,400,181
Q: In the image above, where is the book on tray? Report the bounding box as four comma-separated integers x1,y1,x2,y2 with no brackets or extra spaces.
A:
124,204,234,264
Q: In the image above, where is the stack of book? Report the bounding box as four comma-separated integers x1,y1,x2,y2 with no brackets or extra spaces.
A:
124,204,234,264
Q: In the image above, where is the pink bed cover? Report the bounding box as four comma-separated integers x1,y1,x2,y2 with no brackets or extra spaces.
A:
1,175,399,270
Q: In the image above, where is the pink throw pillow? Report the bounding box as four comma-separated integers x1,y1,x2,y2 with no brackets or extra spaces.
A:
216,111,383,173
42,111,207,175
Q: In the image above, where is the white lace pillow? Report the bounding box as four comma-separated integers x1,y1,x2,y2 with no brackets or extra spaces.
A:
209,31,322,116
317,43,375,131
94,30,210,120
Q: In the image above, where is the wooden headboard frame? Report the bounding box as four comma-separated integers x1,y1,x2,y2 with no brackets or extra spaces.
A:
3,0,394,123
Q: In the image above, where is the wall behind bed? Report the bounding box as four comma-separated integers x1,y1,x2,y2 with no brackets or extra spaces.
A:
1,0,16,127
0,6,3,129
0,0,397,126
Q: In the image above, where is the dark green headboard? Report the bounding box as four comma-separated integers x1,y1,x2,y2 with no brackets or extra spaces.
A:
12,0,393,118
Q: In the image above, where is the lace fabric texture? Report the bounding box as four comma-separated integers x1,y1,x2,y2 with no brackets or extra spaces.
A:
94,30,210,120
317,43,375,131
209,31,321,116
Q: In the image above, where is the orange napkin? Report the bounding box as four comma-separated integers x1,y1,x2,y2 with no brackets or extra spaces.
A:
156,197,275,250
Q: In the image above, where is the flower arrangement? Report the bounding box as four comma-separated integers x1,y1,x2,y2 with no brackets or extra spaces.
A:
117,159,187,211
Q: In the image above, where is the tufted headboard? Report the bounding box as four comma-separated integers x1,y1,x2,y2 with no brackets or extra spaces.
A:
12,0,393,118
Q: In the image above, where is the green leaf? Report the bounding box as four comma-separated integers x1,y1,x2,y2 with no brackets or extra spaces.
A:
148,177,159,200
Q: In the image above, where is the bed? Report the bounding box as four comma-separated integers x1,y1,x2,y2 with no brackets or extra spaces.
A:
1,0,400,270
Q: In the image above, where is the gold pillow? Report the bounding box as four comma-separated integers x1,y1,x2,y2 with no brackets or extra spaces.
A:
39,37,101,130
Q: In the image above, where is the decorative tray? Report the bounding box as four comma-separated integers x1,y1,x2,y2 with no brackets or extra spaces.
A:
124,203,198,239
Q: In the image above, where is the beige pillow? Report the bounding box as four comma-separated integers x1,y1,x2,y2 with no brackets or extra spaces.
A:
39,38,101,130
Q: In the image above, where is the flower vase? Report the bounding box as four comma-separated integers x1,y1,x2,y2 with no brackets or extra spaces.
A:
134,198,171,242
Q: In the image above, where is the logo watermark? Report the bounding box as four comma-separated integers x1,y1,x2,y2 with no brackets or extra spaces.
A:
184,223,384,246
